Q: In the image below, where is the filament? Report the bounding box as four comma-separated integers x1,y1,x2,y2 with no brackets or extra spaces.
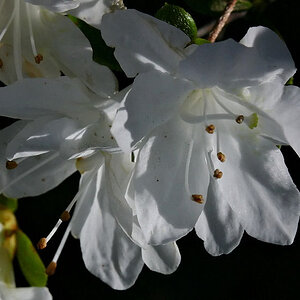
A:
52,223,71,263
13,0,23,81
26,2,37,57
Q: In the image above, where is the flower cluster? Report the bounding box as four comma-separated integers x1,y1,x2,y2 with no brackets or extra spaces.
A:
0,0,299,294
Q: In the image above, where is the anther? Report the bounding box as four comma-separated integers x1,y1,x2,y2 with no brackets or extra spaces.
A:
34,54,43,64
60,211,71,222
235,115,244,124
217,152,226,162
37,237,47,250
6,160,18,170
191,194,204,204
213,169,223,179
46,261,57,276
205,124,215,134
0,58,3,68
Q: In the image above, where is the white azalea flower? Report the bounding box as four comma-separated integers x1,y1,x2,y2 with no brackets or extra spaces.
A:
25,0,125,28
0,222,52,300
70,151,180,290
0,0,116,93
101,9,300,254
0,75,118,198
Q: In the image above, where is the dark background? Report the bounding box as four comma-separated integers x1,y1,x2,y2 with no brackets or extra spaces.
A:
1,0,299,299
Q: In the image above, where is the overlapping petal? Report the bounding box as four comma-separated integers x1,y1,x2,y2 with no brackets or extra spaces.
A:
101,9,190,77
25,0,80,12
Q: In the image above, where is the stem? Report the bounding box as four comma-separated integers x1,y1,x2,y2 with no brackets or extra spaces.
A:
208,0,238,42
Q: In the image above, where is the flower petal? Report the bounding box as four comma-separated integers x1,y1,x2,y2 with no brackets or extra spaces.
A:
111,70,192,152
195,178,244,256
41,10,118,96
219,124,300,245
179,38,293,90
142,242,181,275
132,117,209,245
240,26,296,85
101,9,190,77
269,85,300,157
25,0,80,12
0,77,98,121
76,165,143,290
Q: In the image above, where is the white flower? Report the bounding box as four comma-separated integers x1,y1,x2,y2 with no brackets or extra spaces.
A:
0,222,52,300
70,151,181,290
0,74,118,198
25,0,125,28
100,9,300,254
0,0,116,91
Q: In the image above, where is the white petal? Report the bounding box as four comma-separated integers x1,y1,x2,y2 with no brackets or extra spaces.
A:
142,242,181,275
195,178,244,256
77,165,143,290
269,85,300,157
25,0,80,12
133,117,209,245
219,124,300,245
67,0,118,28
111,70,192,152
41,10,117,96
0,77,98,121
0,282,52,300
101,9,190,77
240,26,296,84
179,38,292,90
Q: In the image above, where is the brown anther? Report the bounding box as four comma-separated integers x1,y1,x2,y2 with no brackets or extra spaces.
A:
217,152,226,162
213,169,223,179
235,115,244,124
0,58,3,68
34,54,43,64
37,237,47,250
191,194,204,204
6,160,18,170
46,261,57,276
205,124,215,134
60,210,71,222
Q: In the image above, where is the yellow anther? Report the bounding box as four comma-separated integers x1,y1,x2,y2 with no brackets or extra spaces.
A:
46,261,57,276
217,152,226,162
37,237,47,250
6,160,18,170
213,169,223,179
191,194,204,204
205,124,215,134
60,211,71,222
235,115,244,124
34,54,43,64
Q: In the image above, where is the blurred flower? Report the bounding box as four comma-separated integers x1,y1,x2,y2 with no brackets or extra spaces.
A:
101,9,300,253
0,213,52,300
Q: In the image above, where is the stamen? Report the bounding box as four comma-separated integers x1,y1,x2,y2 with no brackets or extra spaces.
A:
6,160,18,170
235,115,244,124
0,152,59,195
34,54,43,64
191,194,204,204
217,152,226,162
184,140,194,195
46,261,57,276
60,211,71,222
213,169,223,179
13,0,23,81
205,124,215,134
37,237,47,250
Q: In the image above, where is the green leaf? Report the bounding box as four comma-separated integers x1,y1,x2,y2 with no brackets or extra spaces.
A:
185,0,252,15
286,77,294,85
0,194,18,212
16,230,47,287
68,15,122,72
155,3,198,41
193,37,211,45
